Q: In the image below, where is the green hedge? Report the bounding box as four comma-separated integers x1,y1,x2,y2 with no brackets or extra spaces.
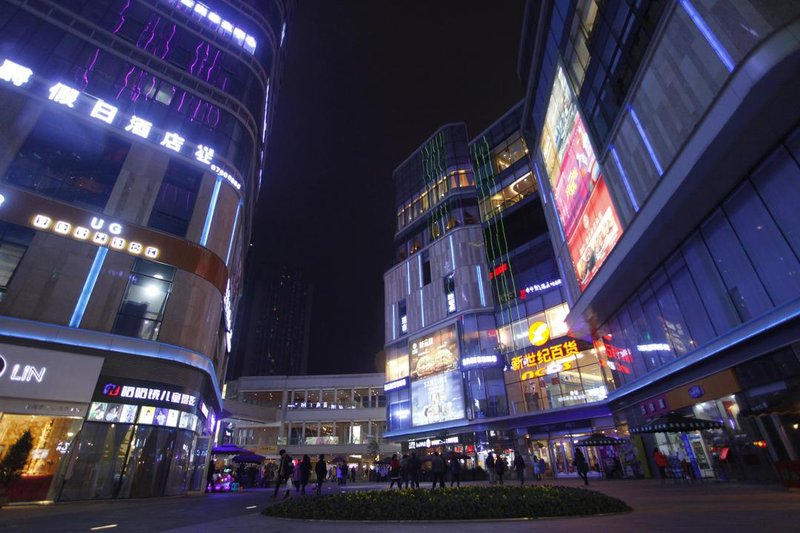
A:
263,485,631,521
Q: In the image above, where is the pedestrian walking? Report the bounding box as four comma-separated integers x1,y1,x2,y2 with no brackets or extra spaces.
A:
495,454,507,485
449,455,461,487
299,454,312,495
389,453,402,489
485,452,496,485
314,454,327,495
574,448,589,486
532,455,541,481
292,458,301,493
430,451,445,489
538,457,546,480
654,448,668,481
408,452,421,488
350,466,356,483
513,452,525,485
336,463,345,486
271,449,294,499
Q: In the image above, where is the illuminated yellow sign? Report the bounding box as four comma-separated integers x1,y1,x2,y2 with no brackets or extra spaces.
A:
520,360,573,381
511,339,580,372
32,214,159,259
528,321,550,346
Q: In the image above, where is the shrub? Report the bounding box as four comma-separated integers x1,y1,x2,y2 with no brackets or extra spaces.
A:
263,485,631,521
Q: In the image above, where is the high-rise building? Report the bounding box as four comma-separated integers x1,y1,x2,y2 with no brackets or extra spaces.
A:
383,123,504,438
384,0,800,486
228,262,312,379
0,0,288,502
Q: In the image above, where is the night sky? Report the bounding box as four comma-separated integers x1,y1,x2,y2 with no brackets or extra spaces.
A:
253,0,526,375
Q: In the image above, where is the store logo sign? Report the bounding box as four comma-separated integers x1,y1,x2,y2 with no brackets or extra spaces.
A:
528,322,550,346
383,377,409,392
102,383,197,406
32,214,159,259
688,386,704,399
0,354,5,378
9,362,46,383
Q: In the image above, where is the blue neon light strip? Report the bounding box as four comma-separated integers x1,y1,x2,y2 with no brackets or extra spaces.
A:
680,0,734,73
226,200,242,265
476,265,486,307
392,304,396,340
610,145,640,212
629,106,664,176
200,175,223,246
449,235,456,269
406,261,411,295
419,289,425,327
69,247,108,328
417,254,423,289
533,160,546,205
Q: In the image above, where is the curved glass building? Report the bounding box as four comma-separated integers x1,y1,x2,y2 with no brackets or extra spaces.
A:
0,0,288,501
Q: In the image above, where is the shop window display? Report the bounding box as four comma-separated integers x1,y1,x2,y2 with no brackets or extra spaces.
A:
0,413,83,502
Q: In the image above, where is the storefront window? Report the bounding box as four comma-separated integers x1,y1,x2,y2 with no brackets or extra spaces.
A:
56,421,133,501
0,414,83,502
319,423,336,444
350,421,367,444
306,389,321,408
336,389,352,409
334,422,349,444
117,426,179,498
304,423,319,444
353,388,369,409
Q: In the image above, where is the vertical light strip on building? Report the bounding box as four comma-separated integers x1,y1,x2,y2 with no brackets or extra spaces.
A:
449,235,456,269
476,265,486,307
679,0,735,72
549,187,566,243
629,106,664,176
419,289,425,327
610,145,640,212
392,303,397,340
406,260,411,295
225,200,242,265
533,160,546,204
417,254,423,288
200,175,223,246
69,247,108,328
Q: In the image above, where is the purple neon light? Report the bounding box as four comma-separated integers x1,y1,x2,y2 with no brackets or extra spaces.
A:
81,48,100,90
205,49,220,82
112,0,131,34
177,91,187,111
117,66,136,99
189,41,204,75
162,24,176,59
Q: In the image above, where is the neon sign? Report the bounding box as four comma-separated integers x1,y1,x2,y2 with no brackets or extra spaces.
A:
383,377,409,392
32,214,159,259
103,382,197,407
169,0,258,54
511,338,581,371
488,263,508,279
1,58,243,194
461,355,498,368
520,279,562,298
223,281,233,352
637,343,671,352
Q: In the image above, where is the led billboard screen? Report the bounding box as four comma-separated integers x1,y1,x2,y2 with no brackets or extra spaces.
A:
540,65,623,291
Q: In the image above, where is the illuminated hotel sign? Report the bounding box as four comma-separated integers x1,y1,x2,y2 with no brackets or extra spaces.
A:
0,58,243,193
32,214,159,259
384,377,409,392
461,355,498,368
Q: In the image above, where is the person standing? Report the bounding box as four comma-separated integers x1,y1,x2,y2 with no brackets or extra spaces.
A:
495,454,507,485
574,448,589,486
408,452,421,488
400,454,410,488
532,455,540,481
389,453,401,489
653,448,668,481
272,449,294,499
538,457,546,480
449,455,461,487
314,454,327,495
350,466,356,483
514,452,525,485
430,451,445,489
485,452,496,485
299,454,312,495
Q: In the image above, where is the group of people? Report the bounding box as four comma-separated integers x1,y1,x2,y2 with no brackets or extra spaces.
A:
271,449,333,499
484,451,529,485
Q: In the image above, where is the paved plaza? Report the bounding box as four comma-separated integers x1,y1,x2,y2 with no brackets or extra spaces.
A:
1,478,798,532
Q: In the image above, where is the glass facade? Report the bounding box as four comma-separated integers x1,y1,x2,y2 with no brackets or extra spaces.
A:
598,129,800,387
113,260,176,341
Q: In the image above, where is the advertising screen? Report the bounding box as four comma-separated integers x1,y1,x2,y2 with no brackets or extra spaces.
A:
411,371,465,427
539,64,623,291
567,179,623,290
409,325,459,381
